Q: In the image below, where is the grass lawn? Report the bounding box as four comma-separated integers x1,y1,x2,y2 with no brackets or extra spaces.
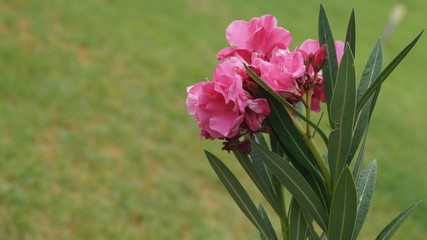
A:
0,0,426,239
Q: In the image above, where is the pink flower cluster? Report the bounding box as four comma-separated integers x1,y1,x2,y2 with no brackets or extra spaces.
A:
186,15,344,153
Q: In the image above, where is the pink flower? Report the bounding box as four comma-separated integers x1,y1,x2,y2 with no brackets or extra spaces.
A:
298,39,344,65
216,48,253,79
187,80,244,139
186,61,270,140
226,15,292,56
245,98,270,131
311,44,328,72
252,49,305,97
310,82,327,112
297,39,345,112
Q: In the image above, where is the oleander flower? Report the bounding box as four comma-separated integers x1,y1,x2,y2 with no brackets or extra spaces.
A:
186,61,270,141
225,14,292,57
190,8,422,239
252,49,305,100
297,39,345,111
298,39,344,66
216,47,253,79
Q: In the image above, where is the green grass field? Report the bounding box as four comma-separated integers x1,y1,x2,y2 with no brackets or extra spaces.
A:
0,0,426,239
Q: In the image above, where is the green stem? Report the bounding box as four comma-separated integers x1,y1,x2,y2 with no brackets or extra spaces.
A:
291,112,333,195
273,176,289,240
304,134,333,195
305,88,312,137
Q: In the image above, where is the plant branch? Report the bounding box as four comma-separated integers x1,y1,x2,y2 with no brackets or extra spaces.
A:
305,88,313,137
291,115,333,195
273,176,289,240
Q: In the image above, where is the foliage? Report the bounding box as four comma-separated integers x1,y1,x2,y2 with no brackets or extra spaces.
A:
200,6,422,239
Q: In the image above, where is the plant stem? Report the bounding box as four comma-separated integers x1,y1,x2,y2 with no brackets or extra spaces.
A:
304,135,333,195
273,176,289,240
290,110,333,195
305,88,312,137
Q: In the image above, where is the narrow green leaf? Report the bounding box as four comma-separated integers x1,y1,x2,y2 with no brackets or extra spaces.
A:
352,132,367,180
328,168,358,240
354,81,382,178
319,4,338,124
306,172,329,211
271,175,289,239
233,150,280,215
253,133,273,189
352,160,377,240
269,134,329,213
245,64,329,145
356,30,424,115
345,8,356,58
356,40,383,102
271,136,330,213
347,40,383,165
259,204,277,240
263,93,323,180
205,150,277,240
320,232,328,240
312,112,324,139
270,133,284,157
255,133,268,148
328,45,356,182
252,134,276,207
376,202,420,240
252,143,329,231
300,207,320,240
289,198,308,240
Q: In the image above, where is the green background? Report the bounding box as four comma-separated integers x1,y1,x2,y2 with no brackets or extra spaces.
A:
0,0,425,239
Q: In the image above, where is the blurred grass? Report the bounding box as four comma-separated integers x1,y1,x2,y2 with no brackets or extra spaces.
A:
0,0,425,239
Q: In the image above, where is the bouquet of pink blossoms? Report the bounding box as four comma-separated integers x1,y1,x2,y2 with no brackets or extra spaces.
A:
187,6,422,240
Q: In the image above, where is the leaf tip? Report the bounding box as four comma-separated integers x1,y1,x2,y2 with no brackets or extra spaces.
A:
319,4,326,14
204,149,213,159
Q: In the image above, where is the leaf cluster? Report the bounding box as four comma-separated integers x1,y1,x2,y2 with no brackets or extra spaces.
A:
204,5,422,239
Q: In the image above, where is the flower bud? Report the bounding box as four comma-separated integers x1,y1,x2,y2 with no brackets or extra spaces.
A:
312,44,328,72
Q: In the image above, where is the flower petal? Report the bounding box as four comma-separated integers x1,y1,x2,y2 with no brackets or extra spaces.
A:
226,20,250,48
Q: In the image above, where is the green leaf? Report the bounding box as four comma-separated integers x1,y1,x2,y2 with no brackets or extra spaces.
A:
328,168,357,240
300,207,320,240
253,133,273,191
312,112,324,139
270,133,284,157
356,40,383,102
347,40,383,165
319,4,338,124
255,133,268,148
245,64,329,145
259,204,277,240
289,198,308,240
328,45,356,182
352,160,377,240
320,232,328,240
263,92,323,180
353,84,381,179
252,142,329,231
233,150,280,215
376,202,420,240
205,150,277,240
272,135,330,213
352,132,367,180
356,30,424,115
252,134,276,207
345,8,356,58
265,118,329,212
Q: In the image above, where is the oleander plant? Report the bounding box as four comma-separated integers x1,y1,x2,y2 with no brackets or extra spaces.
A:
186,5,423,240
